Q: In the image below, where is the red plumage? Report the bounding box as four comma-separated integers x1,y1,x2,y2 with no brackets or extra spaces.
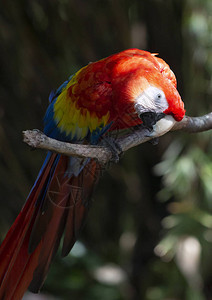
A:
0,154,101,299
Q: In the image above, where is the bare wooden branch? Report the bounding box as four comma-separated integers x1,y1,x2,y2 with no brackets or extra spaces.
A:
172,113,212,133
23,129,110,164
23,113,212,164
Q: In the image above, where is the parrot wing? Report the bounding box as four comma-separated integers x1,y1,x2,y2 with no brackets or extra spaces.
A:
44,64,113,143
0,66,112,298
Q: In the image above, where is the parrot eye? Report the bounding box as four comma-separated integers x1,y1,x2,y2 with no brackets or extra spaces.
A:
154,90,166,106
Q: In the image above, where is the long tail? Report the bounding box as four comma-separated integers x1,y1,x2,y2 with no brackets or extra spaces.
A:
0,153,100,299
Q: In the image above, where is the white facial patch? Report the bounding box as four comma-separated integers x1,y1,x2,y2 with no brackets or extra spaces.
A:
134,86,169,115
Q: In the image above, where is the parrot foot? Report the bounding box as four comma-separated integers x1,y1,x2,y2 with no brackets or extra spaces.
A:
101,136,122,163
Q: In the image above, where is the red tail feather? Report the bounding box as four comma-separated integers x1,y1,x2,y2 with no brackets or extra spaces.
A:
0,153,100,299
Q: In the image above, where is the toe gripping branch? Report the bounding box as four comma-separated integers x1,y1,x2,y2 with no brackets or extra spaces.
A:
100,136,123,163
101,112,165,162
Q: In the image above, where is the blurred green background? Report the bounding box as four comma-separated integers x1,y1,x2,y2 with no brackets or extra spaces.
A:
0,0,212,299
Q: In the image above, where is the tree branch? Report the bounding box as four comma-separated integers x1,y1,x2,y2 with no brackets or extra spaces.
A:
23,113,212,164
172,113,212,132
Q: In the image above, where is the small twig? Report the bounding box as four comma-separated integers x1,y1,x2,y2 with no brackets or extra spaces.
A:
23,113,212,164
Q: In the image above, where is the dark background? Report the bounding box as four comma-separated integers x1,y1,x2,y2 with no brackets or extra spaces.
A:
0,0,212,299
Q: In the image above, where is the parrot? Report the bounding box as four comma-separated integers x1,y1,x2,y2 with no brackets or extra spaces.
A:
0,48,185,299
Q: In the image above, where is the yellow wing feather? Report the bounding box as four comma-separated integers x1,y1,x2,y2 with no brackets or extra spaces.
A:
53,71,110,140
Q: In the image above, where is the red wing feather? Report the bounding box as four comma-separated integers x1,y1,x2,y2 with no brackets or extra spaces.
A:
62,159,101,257
0,153,57,299
0,153,100,299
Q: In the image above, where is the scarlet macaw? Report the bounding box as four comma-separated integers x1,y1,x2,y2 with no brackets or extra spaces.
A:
0,49,185,299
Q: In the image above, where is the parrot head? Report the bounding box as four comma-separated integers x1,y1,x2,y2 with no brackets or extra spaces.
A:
133,72,185,135
114,50,185,135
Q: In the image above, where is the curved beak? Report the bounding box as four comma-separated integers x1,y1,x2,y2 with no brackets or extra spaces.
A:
139,112,165,131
